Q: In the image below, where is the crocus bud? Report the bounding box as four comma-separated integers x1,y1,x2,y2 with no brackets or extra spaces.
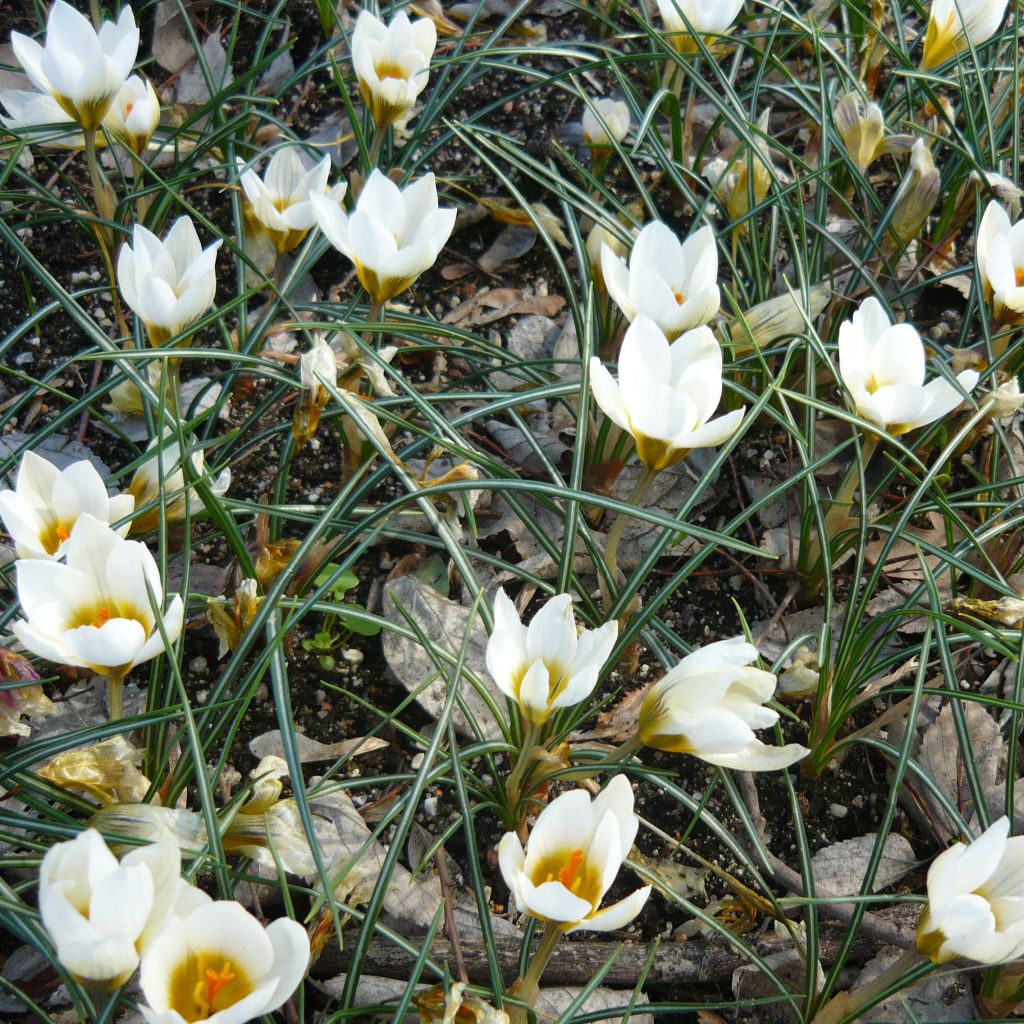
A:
889,138,940,245
834,91,886,175
103,74,159,155
920,0,1009,71
582,98,630,148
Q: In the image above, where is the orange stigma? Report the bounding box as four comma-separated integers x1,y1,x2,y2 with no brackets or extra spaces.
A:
673,291,685,305
206,962,235,1005
558,849,585,889
55,525,70,542
1015,267,1024,288
91,607,111,628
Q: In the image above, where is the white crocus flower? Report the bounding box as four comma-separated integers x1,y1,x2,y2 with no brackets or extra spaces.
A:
351,9,437,129
601,222,720,338
589,315,745,472
12,514,183,678
656,0,746,51
638,637,810,770
238,149,346,255
0,89,83,146
10,1,139,132
921,0,1009,70
582,98,630,147
485,589,617,726
837,297,979,435
117,217,222,347
103,74,159,155
138,896,310,1024
310,169,456,305
39,829,183,988
976,200,1024,322
916,816,1024,964
498,776,651,932
126,434,230,535
0,451,134,560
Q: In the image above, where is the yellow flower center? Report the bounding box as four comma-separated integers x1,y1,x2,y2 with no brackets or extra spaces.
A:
375,61,408,82
558,849,586,891
529,847,601,907
39,519,73,555
170,954,251,1022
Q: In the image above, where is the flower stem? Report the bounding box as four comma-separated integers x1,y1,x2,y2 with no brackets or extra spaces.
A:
600,466,659,614
368,124,388,169
509,921,564,1024
84,130,116,241
505,720,542,830
106,672,126,720
563,733,644,781
810,947,929,1024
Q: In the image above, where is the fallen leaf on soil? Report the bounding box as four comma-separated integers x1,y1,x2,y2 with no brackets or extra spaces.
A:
534,987,652,1024
248,730,389,763
580,685,651,741
176,28,233,107
381,574,504,738
854,946,976,1022
152,0,200,73
863,510,966,582
809,832,917,896
479,224,536,273
442,288,565,327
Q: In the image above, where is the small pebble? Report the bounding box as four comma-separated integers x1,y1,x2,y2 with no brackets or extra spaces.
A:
343,648,364,666
411,753,425,770
830,803,848,818
189,656,207,674
196,689,209,704
423,796,439,817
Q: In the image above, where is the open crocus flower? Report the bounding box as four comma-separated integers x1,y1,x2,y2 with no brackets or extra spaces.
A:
655,0,745,52
310,169,456,305
0,451,134,560
920,0,1009,70
638,637,809,770
10,1,139,132
837,297,979,435
976,200,1024,323
103,74,159,156
352,9,437,129
601,222,719,338
916,816,1024,964
138,896,310,1024
582,98,630,148
485,589,617,726
589,315,745,472
238,148,346,255
12,513,183,680
118,217,222,347
39,829,183,988
498,775,651,932
126,434,230,535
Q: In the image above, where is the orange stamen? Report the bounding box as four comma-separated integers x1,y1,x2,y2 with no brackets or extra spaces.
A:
55,525,70,542
91,607,111,628
558,849,585,889
673,291,685,305
206,962,235,1005
1015,267,1024,288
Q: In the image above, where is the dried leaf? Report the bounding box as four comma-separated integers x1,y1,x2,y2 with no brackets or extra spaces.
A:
248,730,389,763
810,833,917,896
479,225,536,273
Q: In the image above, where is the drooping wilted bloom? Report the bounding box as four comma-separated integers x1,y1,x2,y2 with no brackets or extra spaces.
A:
498,775,651,932
920,0,1009,71
601,222,720,338
837,297,979,435
117,217,222,347
889,139,940,245
976,200,1024,323
834,91,886,175
655,0,745,52
238,148,346,255
39,828,182,988
582,98,630,148
126,433,230,535
293,335,338,446
351,9,437,129
485,589,617,726
417,982,510,1024
917,817,1024,964
9,1,139,132
0,451,134,560
103,74,159,155
138,897,310,1024
13,514,183,679
0,646,55,738
638,637,809,770
589,315,744,472
310,169,456,305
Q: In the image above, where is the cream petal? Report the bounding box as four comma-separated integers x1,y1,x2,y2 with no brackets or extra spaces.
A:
524,594,577,671
517,659,552,718
63,618,147,669
697,739,810,770
566,886,652,934
498,832,527,896
589,360,632,432
520,876,593,923
260,919,311,1014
